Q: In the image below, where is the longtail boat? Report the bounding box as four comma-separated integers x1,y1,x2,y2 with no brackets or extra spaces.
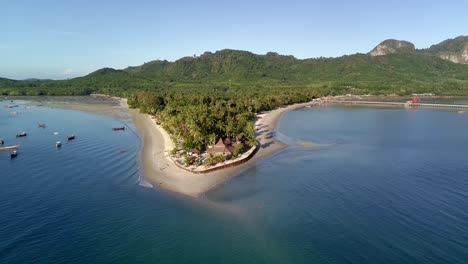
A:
0,145,19,151
16,132,27,138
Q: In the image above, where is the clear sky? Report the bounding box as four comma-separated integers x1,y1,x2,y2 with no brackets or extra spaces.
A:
1,0,467,80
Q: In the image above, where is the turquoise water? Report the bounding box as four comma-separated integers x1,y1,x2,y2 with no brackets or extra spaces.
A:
1,100,468,263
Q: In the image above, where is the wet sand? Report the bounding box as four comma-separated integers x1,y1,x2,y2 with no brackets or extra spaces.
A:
17,95,132,122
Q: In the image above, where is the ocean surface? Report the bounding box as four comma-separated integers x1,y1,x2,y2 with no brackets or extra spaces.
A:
1,99,468,263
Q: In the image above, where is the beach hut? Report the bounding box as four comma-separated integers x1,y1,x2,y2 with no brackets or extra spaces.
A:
207,138,234,156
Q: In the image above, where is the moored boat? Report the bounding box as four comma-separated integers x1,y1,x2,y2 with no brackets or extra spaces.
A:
0,145,19,151
38,123,46,128
56,141,62,148
10,150,18,159
0,138,4,145
67,135,75,141
16,132,27,138
112,126,125,131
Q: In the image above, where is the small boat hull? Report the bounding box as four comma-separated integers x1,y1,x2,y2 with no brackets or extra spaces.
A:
112,127,125,131
0,145,19,151
16,132,28,137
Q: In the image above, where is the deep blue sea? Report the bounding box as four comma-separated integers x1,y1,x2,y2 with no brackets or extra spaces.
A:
1,99,468,263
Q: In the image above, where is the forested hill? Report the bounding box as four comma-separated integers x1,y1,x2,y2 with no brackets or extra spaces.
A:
422,36,468,65
2,36,468,96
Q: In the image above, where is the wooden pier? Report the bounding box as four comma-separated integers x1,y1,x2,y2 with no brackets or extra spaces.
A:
329,100,468,110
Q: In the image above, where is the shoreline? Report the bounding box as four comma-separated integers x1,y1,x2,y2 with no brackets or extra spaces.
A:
128,100,319,197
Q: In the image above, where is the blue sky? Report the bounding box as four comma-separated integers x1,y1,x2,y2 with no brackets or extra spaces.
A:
1,0,467,80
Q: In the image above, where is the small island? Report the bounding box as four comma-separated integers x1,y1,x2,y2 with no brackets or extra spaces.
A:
136,94,261,172
126,92,324,196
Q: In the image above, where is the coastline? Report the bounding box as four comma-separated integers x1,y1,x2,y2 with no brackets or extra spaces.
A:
128,100,319,197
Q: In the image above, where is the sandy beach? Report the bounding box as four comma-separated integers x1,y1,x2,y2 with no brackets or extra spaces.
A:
129,100,319,197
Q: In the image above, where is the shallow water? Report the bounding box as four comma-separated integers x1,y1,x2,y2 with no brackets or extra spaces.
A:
0,100,294,263
1,100,468,263
207,106,468,263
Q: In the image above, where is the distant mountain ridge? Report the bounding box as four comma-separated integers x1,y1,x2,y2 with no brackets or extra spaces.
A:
423,36,468,64
368,36,468,65
1,36,468,96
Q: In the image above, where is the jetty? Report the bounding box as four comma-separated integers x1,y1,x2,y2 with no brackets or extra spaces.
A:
330,100,468,110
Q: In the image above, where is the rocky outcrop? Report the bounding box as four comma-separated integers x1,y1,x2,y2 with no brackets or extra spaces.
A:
426,36,468,65
437,49,468,64
369,39,416,56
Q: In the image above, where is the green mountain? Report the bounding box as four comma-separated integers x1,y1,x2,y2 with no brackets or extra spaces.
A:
123,50,300,84
2,36,468,96
422,36,468,64
0,77,16,84
368,39,416,56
